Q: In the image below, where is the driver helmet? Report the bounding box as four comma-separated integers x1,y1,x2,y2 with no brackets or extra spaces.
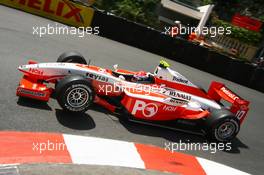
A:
159,60,170,68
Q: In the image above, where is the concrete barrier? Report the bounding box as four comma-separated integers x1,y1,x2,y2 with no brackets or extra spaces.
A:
250,68,264,92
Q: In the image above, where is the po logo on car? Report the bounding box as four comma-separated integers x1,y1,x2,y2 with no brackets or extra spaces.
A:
132,100,158,118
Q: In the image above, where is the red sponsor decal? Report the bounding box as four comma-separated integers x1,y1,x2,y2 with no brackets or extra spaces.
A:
29,68,43,75
220,87,238,101
132,100,159,118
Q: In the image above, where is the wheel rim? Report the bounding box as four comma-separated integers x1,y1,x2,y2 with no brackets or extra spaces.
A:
217,121,236,140
67,87,89,108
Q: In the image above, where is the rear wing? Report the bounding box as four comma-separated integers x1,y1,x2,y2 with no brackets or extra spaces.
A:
208,82,250,124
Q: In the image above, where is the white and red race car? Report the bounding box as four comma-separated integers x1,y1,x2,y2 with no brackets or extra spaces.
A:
16,52,250,142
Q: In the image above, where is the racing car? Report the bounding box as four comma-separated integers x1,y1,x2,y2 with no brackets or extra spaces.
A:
16,51,250,142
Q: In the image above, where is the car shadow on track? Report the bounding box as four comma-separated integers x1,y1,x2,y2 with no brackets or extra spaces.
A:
55,109,96,130
119,117,207,142
119,118,249,154
223,138,249,154
92,106,248,154
17,97,52,111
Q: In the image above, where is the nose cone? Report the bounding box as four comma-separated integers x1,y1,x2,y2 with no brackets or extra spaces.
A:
18,65,30,73
18,64,40,75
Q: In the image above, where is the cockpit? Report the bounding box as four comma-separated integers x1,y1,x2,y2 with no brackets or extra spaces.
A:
112,67,155,84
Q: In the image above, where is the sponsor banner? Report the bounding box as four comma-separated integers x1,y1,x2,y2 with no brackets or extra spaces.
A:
0,0,94,27
232,13,262,32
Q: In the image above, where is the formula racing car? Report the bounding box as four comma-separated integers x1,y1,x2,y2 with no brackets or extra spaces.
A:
16,52,250,142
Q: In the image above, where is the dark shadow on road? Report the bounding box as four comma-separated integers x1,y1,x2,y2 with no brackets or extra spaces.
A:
119,117,249,154
119,117,207,143
91,105,208,142
55,109,96,130
121,118,249,153
17,97,52,111
223,138,249,154
83,104,249,154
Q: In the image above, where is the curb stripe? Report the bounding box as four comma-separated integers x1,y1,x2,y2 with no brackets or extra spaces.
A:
135,143,206,175
0,132,250,175
197,157,250,175
63,134,145,168
0,132,71,164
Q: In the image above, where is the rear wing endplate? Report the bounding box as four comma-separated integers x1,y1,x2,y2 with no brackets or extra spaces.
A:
208,82,250,124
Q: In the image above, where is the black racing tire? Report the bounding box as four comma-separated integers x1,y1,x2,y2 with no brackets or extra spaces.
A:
57,51,87,64
55,75,94,113
204,109,240,142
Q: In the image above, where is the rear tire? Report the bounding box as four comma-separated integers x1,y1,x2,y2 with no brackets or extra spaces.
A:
204,109,240,142
55,75,94,113
57,51,87,64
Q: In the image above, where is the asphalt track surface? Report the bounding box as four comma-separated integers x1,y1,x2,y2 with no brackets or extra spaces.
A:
1,164,174,175
0,5,263,175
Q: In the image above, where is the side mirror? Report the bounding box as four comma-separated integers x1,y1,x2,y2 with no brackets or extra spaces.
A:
113,64,118,71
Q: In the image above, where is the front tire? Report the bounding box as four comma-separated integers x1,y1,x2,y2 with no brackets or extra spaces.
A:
57,51,87,64
55,75,94,113
204,109,240,142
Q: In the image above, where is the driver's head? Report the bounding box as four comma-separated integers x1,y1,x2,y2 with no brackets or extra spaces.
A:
131,71,148,82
